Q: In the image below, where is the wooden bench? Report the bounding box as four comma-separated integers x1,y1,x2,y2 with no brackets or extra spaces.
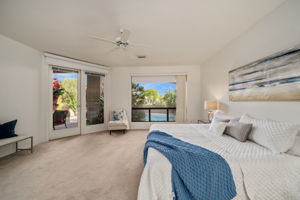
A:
0,135,33,153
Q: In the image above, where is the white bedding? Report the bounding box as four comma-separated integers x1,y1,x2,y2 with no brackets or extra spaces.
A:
138,124,300,200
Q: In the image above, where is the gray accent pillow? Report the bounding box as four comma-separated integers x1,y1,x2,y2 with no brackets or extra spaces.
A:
224,120,252,142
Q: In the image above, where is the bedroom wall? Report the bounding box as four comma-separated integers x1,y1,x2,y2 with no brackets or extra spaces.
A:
110,65,201,129
0,35,44,157
200,0,300,123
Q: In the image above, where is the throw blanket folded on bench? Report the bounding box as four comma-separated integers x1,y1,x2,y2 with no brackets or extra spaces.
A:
144,131,236,200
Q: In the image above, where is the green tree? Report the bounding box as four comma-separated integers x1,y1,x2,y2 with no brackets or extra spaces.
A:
132,83,146,107
60,79,78,114
163,90,176,107
132,83,146,121
144,89,161,106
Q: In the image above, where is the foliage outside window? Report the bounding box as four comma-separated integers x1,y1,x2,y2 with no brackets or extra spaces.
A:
132,82,176,122
60,79,78,114
53,78,65,111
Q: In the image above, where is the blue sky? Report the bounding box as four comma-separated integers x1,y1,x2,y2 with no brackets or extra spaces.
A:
53,73,78,81
53,75,176,95
138,82,176,95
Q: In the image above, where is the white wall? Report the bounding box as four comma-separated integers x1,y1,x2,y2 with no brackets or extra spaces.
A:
0,35,44,157
200,0,300,123
111,65,201,129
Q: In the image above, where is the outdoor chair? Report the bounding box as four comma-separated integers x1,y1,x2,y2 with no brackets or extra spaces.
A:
53,110,69,130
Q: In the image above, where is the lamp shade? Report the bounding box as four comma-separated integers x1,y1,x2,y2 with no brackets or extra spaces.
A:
204,101,218,110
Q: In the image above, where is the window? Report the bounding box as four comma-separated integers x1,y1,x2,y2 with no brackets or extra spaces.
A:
131,76,176,122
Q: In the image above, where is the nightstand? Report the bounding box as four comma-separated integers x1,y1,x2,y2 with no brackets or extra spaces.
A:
197,120,209,124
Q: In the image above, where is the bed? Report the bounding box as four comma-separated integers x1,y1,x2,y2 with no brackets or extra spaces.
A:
138,123,300,200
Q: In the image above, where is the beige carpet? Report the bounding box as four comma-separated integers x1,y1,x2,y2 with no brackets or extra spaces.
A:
0,130,148,200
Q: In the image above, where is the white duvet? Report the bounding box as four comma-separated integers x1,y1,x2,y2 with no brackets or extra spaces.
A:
138,124,300,200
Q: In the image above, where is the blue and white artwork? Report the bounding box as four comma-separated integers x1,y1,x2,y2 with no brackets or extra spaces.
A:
229,47,300,101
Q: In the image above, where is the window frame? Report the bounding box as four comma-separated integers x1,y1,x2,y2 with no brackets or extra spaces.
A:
131,107,176,122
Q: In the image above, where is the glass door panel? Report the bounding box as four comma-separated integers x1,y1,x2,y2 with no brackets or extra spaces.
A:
51,67,80,139
86,73,104,126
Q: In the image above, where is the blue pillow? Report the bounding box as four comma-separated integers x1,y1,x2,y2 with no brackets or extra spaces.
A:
0,120,18,139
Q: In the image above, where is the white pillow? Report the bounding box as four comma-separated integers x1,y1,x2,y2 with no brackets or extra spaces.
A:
287,136,300,157
113,109,126,120
239,114,300,153
209,121,227,136
212,111,240,122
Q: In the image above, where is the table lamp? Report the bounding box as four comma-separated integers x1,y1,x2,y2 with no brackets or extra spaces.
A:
204,100,218,122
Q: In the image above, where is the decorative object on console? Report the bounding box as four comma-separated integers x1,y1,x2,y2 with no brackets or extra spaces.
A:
229,46,300,101
204,100,218,122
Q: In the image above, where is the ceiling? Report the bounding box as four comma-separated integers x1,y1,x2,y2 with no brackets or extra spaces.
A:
0,0,285,67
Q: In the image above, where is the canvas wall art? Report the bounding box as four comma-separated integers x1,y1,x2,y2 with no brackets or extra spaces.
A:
229,46,300,101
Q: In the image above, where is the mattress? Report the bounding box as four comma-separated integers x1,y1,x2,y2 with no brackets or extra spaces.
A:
138,124,300,200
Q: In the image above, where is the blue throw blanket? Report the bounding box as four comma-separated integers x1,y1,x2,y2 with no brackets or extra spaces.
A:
144,130,236,200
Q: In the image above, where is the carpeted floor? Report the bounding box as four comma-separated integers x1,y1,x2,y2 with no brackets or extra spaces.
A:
0,130,148,200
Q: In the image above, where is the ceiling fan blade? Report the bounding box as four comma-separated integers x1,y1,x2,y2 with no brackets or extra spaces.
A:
88,35,116,44
122,48,136,59
130,42,152,48
105,46,120,55
120,29,130,42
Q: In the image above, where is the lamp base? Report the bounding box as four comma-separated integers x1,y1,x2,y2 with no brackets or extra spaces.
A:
207,111,214,123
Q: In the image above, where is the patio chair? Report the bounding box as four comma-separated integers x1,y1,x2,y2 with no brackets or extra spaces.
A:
108,109,130,135
53,110,69,130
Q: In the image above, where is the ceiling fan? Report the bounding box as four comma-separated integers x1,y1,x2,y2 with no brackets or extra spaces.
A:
88,29,150,58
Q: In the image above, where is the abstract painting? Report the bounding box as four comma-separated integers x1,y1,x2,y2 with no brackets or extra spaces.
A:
229,47,300,101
